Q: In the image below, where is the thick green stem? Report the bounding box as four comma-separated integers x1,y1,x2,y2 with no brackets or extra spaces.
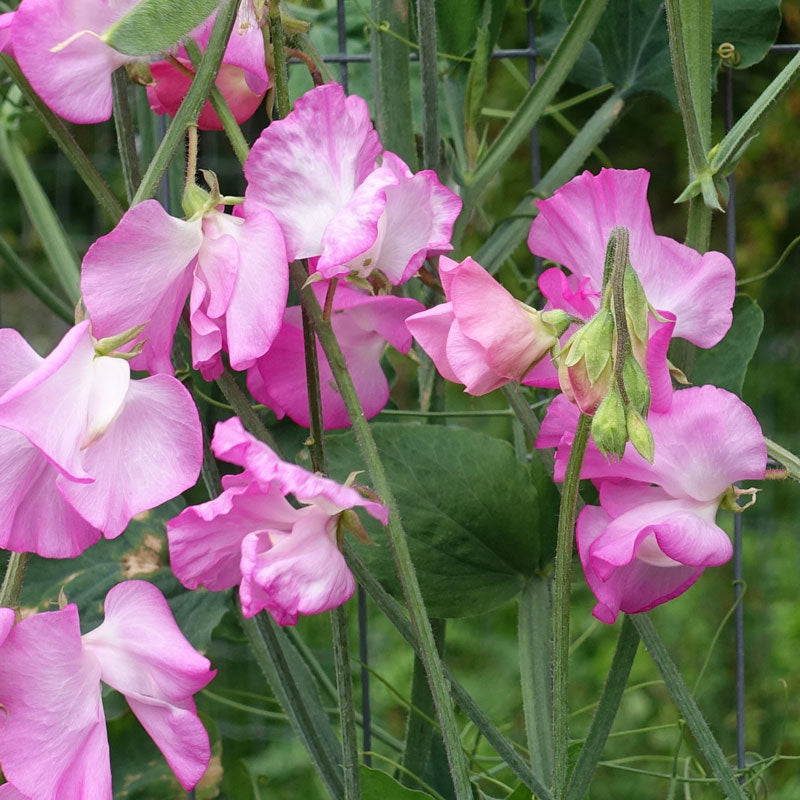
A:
132,0,240,205
552,413,591,796
519,576,554,788
1,55,125,225
269,0,291,119
685,194,712,253
111,68,142,203
416,0,440,171
0,552,29,608
289,261,473,800
566,615,639,800
331,605,361,800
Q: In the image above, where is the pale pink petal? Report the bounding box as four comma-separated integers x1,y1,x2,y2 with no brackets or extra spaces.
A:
12,0,132,123
81,200,202,375
445,320,506,395
167,480,298,591
82,355,130,449
82,581,215,790
0,605,110,800
597,480,672,517
239,508,355,623
244,83,382,260
58,375,202,537
0,782,28,798
536,393,580,449
0,428,101,557
405,303,461,384
196,212,240,318
369,151,461,284
438,254,459,297
188,278,223,379
0,328,43,395
577,505,704,624
0,321,95,481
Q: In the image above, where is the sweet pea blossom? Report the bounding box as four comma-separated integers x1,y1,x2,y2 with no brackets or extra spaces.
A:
406,256,568,395
147,5,269,130
0,322,201,558
8,0,144,124
527,169,735,410
247,280,424,429
81,198,288,380
244,82,462,285
537,386,766,622
167,417,388,624
0,581,215,799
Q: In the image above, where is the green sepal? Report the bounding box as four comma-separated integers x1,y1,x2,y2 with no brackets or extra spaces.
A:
591,386,627,460
626,407,654,463
622,353,651,416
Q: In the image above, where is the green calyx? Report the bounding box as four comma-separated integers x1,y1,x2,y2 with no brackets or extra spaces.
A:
591,386,627,460
93,322,147,359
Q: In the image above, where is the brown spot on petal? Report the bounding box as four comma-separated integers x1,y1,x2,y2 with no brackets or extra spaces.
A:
121,534,163,578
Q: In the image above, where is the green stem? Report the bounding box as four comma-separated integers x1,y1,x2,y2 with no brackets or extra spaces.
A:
269,0,291,119
401,618,446,788
1,55,125,225
331,605,361,800
289,261,473,800
566,615,639,800
132,0,240,205
553,413,591,796
519,576,554,788
111,68,142,203
343,541,553,800
416,0,440,171
184,38,251,164
684,194,712,253
0,236,73,322
0,552,29,608
631,614,748,799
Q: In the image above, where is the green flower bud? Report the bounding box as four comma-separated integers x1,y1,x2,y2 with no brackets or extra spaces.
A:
591,386,628,459
626,407,655,463
540,308,571,339
622,353,651,416
181,182,211,219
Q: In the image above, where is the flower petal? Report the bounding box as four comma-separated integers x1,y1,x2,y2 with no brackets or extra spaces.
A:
405,302,461,384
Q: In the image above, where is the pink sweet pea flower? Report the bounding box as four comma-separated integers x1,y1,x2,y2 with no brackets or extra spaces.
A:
537,386,766,622
247,280,424,429
147,5,269,130
0,322,202,557
244,82,462,285
81,199,288,380
527,169,735,410
0,581,215,799
9,0,145,124
167,417,388,625
406,256,568,395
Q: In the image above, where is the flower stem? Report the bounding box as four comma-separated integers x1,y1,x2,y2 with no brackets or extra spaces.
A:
553,412,591,796
268,0,291,119
111,68,142,203
290,260,474,800
0,552,29,608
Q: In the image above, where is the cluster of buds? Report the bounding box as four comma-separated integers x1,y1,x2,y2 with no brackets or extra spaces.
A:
557,227,655,462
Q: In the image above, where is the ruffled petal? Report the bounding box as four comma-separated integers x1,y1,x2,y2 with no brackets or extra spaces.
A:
245,83,382,259
537,268,599,320
58,375,202,537
239,508,355,623
0,605,110,800
82,581,215,790
81,200,202,375
167,480,298,591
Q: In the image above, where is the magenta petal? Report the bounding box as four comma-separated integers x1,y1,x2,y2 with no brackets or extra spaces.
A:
167,480,298,592
0,321,95,481
577,505,703,624
0,783,28,799
239,509,355,624
0,605,110,800
82,581,215,790
405,303,461,384
12,0,133,123
0,12,15,56
58,375,202,537
0,607,14,645
0,327,44,395
245,83,382,260
537,268,599,320
645,313,676,413
82,200,202,375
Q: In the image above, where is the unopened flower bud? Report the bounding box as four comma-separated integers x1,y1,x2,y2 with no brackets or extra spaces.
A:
181,183,211,219
622,353,651,416
591,386,627,460
558,308,614,414
626,407,654,463
539,308,571,339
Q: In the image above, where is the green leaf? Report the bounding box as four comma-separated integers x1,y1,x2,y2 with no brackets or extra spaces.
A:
360,765,435,799
507,785,535,800
19,500,229,651
712,0,782,70
103,0,222,56
435,0,507,57
326,423,559,618
693,294,764,395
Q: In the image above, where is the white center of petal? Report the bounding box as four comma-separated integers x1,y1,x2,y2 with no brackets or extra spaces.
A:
81,356,130,450
635,534,682,568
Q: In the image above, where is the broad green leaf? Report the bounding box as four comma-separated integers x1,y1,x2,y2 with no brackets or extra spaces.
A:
693,294,764,395
436,0,507,58
103,0,222,57
712,0,782,70
326,424,559,618
19,500,229,651
507,784,535,800
360,765,435,799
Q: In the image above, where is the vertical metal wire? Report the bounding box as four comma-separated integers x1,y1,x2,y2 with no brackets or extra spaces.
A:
526,4,542,277
336,0,349,89
724,65,746,777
